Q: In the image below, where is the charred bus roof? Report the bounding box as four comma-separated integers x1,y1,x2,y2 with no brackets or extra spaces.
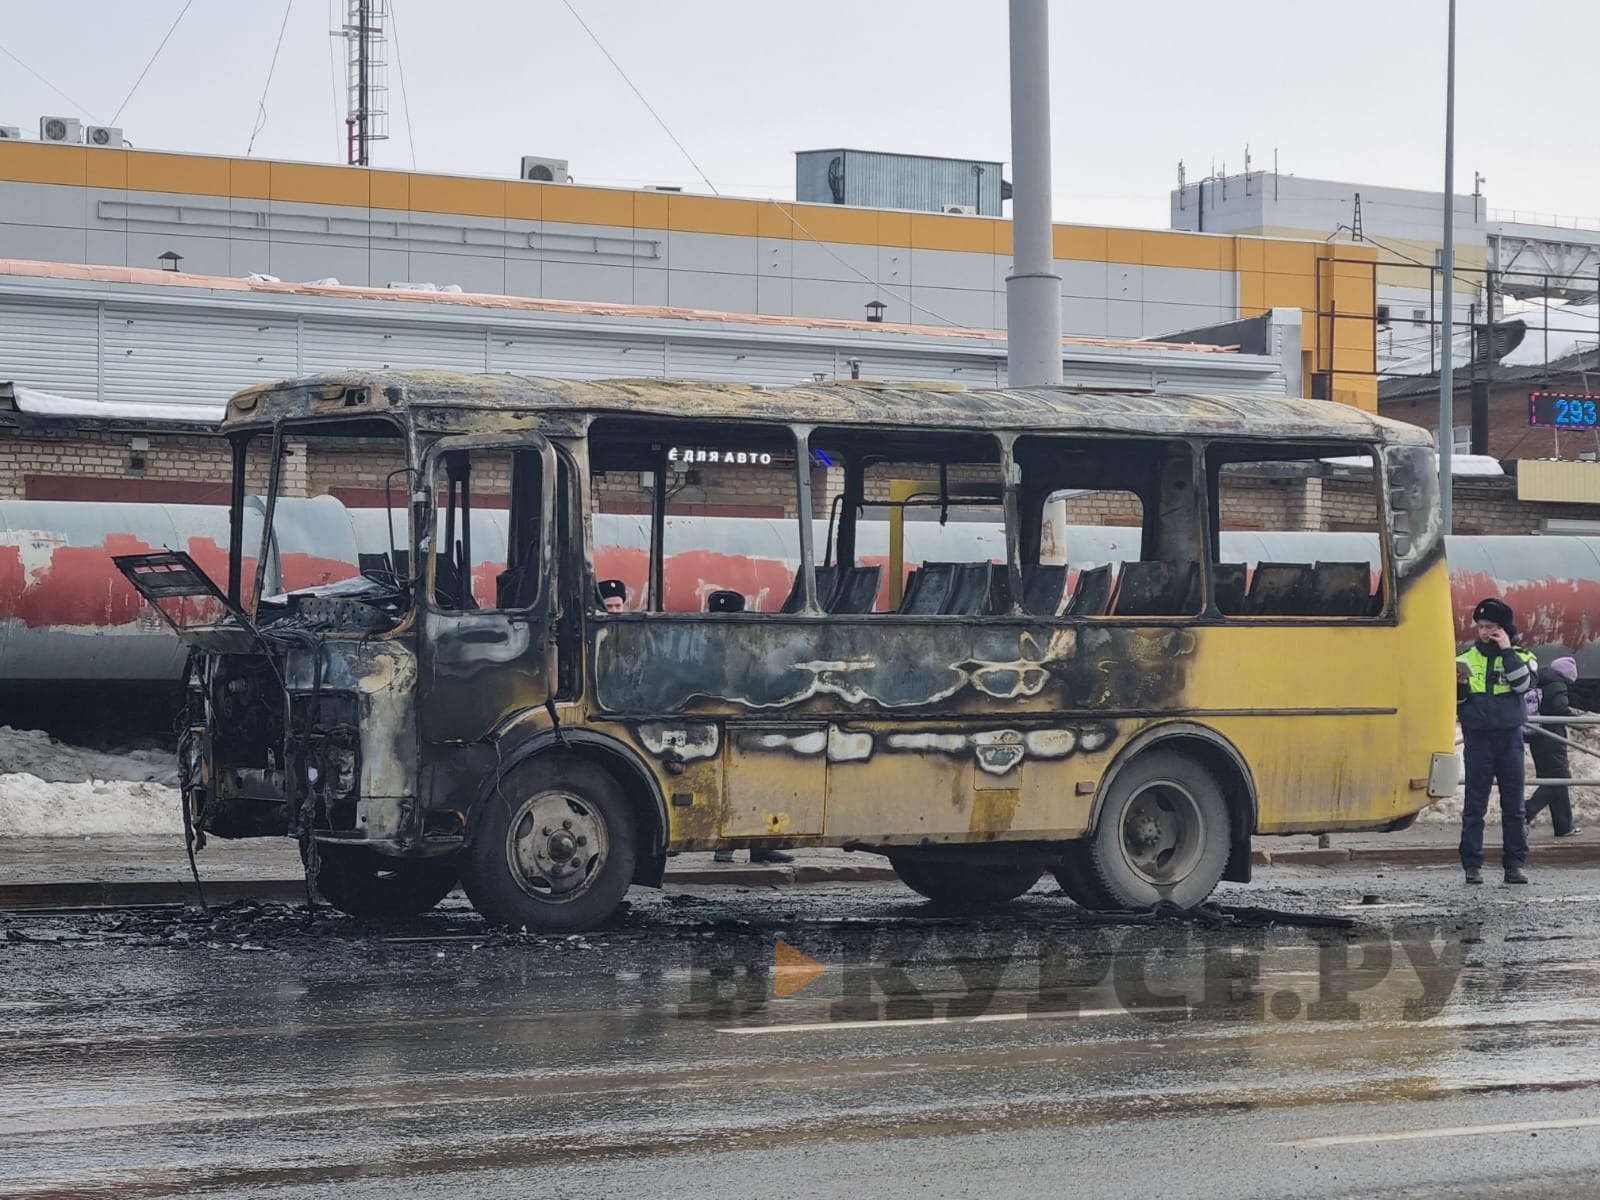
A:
224,370,1433,447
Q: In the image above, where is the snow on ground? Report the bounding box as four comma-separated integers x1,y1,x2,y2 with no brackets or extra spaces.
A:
0,726,181,837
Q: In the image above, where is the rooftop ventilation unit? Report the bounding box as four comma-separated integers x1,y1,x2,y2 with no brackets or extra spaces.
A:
520,156,569,183
86,125,124,148
0,126,21,140
39,116,82,144
941,204,977,215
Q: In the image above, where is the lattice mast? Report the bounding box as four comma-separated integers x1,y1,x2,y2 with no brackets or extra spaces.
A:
342,0,390,166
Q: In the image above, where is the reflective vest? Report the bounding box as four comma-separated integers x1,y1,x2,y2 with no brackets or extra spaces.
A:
1457,644,1534,695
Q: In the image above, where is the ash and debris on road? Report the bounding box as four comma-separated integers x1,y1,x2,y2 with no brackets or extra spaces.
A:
0,867,1491,961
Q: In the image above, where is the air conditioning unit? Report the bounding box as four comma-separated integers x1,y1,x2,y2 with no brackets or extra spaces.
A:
39,116,82,144
520,156,569,183
85,125,124,148
0,126,21,140
941,204,977,215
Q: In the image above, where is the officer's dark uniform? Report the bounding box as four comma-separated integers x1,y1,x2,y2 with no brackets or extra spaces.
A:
1457,600,1537,881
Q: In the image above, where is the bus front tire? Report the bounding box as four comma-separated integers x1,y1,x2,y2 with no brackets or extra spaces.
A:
1080,750,1231,911
462,758,636,933
889,855,1041,908
303,843,459,918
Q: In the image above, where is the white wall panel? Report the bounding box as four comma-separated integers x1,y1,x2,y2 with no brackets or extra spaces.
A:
0,298,99,399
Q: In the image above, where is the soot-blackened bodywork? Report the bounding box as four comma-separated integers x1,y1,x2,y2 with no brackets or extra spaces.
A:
124,371,1452,884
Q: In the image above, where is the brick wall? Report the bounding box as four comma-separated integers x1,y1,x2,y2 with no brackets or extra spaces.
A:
1060,490,1143,526
1451,478,1600,535
1382,379,1600,463
307,443,413,503
3,430,256,502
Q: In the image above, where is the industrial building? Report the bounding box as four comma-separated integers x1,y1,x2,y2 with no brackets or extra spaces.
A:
0,140,1379,403
1172,167,1600,378
5,138,1596,530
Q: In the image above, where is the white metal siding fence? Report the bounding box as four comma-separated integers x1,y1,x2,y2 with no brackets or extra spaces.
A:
0,277,1292,417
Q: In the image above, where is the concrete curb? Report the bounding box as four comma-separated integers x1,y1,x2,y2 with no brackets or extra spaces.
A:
1255,841,1600,868
3,843,1596,911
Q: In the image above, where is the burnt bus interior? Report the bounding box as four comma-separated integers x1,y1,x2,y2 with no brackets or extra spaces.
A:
200,416,1392,636
586,418,1390,623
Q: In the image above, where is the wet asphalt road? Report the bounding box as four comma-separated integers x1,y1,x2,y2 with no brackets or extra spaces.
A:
3,864,1600,1199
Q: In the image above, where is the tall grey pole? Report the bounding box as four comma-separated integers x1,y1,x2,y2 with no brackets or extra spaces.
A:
1438,0,1456,531
1005,0,1062,387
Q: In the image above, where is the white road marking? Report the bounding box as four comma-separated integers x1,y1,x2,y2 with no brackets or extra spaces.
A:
719,1007,1183,1035
1280,1115,1600,1147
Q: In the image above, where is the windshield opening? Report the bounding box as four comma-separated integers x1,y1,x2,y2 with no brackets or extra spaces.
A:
228,418,414,629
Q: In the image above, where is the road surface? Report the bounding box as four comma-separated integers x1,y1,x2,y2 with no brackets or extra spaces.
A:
3,863,1599,1199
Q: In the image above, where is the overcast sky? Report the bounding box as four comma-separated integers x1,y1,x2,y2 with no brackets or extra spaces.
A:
1,1,1595,230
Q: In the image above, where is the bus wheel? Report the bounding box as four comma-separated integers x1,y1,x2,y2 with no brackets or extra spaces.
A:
1052,842,1118,912
462,759,636,933
1083,750,1230,911
889,855,1041,908
303,843,459,918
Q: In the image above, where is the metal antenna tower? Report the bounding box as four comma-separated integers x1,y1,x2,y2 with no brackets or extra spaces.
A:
341,0,390,166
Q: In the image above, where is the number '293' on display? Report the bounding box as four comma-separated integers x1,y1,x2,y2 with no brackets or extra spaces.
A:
1529,392,1600,429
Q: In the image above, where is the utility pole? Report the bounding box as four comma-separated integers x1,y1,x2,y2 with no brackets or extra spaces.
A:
1438,0,1457,531
1005,0,1063,387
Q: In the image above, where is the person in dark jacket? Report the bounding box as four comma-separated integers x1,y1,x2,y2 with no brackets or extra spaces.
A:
1456,597,1538,884
1525,655,1583,838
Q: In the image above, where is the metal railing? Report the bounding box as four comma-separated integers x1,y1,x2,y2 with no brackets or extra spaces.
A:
1489,209,1600,233
1525,714,1600,787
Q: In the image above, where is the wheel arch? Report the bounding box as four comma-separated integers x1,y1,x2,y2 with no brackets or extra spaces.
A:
1089,721,1258,884
473,728,670,888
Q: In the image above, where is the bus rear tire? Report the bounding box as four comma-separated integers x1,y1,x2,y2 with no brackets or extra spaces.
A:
1081,750,1231,911
1053,842,1119,912
462,758,636,934
303,843,459,919
889,854,1041,908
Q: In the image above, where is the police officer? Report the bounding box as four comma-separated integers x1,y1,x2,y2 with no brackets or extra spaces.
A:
597,579,628,614
1457,597,1538,885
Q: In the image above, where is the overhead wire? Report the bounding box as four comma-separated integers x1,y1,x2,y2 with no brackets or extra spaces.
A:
246,1,296,157
557,0,719,196
387,0,418,169
0,41,105,124
110,0,195,126
326,0,344,160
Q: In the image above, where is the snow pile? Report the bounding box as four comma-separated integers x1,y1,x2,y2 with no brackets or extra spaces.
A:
0,775,180,837
0,726,178,786
0,725,182,837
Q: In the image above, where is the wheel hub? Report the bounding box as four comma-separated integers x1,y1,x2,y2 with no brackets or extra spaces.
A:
1130,813,1163,849
1119,783,1201,886
507,792,607,901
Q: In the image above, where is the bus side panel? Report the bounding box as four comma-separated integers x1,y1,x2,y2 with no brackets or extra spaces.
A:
1184,622,1401,833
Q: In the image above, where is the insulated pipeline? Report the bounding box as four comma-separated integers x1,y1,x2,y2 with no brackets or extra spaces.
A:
0,498,1596,685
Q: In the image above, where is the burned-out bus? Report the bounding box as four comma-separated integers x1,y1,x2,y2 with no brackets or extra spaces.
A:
119,372,1458,931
